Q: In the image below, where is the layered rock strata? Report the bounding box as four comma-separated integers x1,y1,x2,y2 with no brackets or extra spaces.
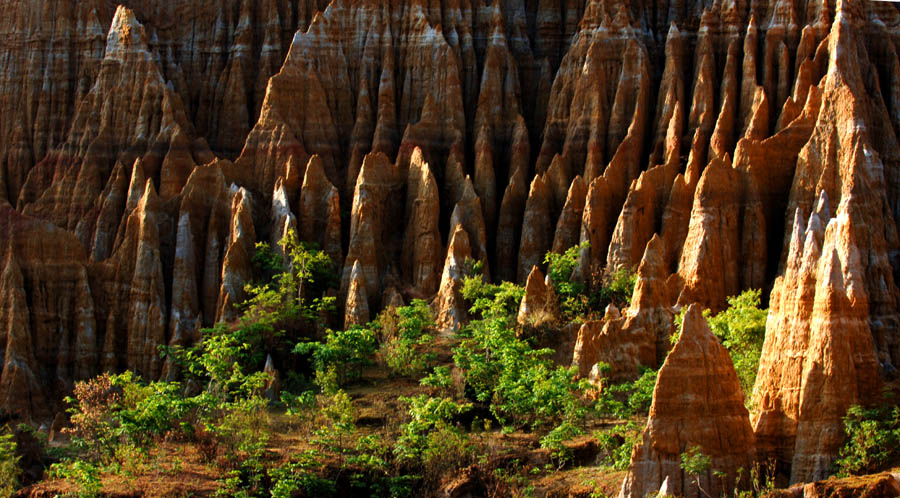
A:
619,305,755,498
0,4,898,489
573,235,674,383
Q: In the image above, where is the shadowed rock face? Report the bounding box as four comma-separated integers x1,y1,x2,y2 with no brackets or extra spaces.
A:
0,0,899,484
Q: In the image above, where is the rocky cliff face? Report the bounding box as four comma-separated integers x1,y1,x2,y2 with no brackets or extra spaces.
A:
1,0,899,487
619,305,755,498
751,2,900,484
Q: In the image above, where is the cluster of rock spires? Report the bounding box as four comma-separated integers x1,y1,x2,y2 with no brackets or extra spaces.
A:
1,0,900,489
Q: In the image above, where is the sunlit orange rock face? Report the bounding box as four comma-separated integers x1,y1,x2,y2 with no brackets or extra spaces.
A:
619,305,755,498
1,0,899,487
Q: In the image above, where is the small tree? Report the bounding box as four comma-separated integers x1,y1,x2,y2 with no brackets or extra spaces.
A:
63,374,122,464
545,242,590,318
312,389,356,467
294,325,377,388
681,445,712,498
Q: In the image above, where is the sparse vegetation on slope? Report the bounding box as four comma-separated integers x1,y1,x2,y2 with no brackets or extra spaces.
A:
16,244,803,497
23,242,647,496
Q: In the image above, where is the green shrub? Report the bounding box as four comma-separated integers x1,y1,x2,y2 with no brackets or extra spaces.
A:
705,290,767,404
461,276,526,322
419,365,453,393
294,325,377,388
377,300,437,377
112,372,199,446
601,367,658,418
347,435,418,497
495,360,589,430
681,445,711,474
50,229,348,497
452,313,590,429
63,318,275,492
395,395,471,463
213,396,270,466
48,459,102,498
395,396,472,486
835,403,900,477
454,274,595,436
64,372,192,466
166,325,272,401
540,421,584,468
598,267,637,309
269,453,337,498
544,244,637,319
595,421,642,470
312,389,356,463
625,368,658,415
589,368,660,471
0,428,20,496
246,233,338,326
251,241,285,283
545,242,590,318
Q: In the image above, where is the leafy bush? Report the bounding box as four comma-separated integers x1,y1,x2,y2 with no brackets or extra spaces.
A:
598,267,637,309
49,230,350,497
395,395,473,485
542,243,639,321
166,325,272,402
376,300,437,377
461,276,526,322
625,368,658,415
600,367,659,419
57,373,204,494
269,452,337,498
545,242,590,318
681,445,711,474
246,234,338,325
166,235,339,393
835,403,900,476
595,421,642,470
312,389,356,462
251,241,285,283
60,317,277,493
454,270,597,447
0,427,20,496
64,372,193,465
48,459,102,498
113,371,200,446
705,290,766,402
540,421,584,468
214,396,270,468
544,244,638,320
497,360,589,430
452,312,591,430
294,326,377,388
591,368,659,472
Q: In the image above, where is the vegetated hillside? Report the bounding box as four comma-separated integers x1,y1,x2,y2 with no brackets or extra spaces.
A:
2,0,900,495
